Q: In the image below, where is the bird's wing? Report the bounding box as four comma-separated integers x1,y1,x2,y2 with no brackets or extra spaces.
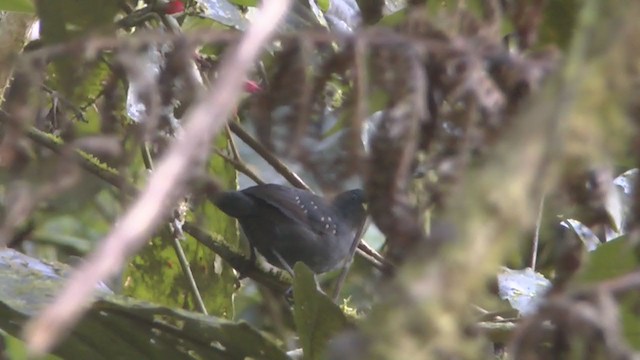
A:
243,185,333,236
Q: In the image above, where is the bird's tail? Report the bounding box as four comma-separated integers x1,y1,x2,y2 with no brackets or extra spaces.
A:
212,191,256,218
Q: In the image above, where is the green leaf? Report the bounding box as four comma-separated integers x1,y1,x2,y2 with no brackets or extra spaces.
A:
293,263,349,360
577,236,638,283
122,228,237,318
182,15,230,31
181,16,229,56
123,133,239,317
577,237,640,350
317,0,330,12
198,0,248,30
0,0,35,13
227,0,258,6
378,8,405,27
0,248,288,359
1,331,62,360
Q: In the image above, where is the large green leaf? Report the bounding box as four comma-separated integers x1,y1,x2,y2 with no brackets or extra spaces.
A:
293,263,349,360
123,133,239,317
0,248,288,359
577,237,640,350
577,236,638,284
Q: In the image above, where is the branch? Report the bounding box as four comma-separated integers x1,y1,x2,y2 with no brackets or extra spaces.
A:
228,120,310,190
184,222,290,291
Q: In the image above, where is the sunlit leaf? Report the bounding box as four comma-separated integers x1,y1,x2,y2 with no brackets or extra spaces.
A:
197,0,248,30
317,0,330,12
497,267,551,316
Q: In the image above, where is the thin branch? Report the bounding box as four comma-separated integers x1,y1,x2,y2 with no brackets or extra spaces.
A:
142,143,208,315
332,220,369,301
184,222,290,292
225,123,242,161
531,194,545,270
24,1,292,355
26,126,137,196
170,218,208,314
21,28,454,70
41,84,87,122
214,148,265,185
598,268,640,297
228,120,311,190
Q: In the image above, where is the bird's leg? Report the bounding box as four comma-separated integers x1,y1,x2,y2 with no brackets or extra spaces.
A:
272,250,301,305
270,250,320,292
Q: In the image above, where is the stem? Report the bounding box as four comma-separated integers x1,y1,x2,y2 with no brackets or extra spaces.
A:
228,120,310,190
141,143,208,314
531,195,545,271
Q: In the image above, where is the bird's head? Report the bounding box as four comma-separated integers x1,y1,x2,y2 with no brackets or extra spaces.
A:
332,189,367,229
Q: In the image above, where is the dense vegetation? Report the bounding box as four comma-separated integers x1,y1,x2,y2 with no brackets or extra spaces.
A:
1,0,640,359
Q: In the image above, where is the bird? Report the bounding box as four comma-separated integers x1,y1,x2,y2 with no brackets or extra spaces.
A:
213,184,367,274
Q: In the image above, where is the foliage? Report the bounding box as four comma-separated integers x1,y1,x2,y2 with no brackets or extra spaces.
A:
1,0,640,359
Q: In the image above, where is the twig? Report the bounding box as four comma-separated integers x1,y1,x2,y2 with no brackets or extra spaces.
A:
598,268,640,297
531,195,545,270
25,126,137,196
184,222,290,292
225,123,242,161
356,238,389,269
140,143,154,170
170,218,208,314
332,220,369,301
41,84,87,122
228,120,310,190
24,1,292,355
142,143,208,315
214,148,265,185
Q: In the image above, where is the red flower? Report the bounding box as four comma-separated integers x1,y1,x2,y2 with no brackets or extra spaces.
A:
243,80,261,94
163,0,184,15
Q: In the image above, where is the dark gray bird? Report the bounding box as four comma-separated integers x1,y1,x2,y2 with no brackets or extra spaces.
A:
214,184,367,274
